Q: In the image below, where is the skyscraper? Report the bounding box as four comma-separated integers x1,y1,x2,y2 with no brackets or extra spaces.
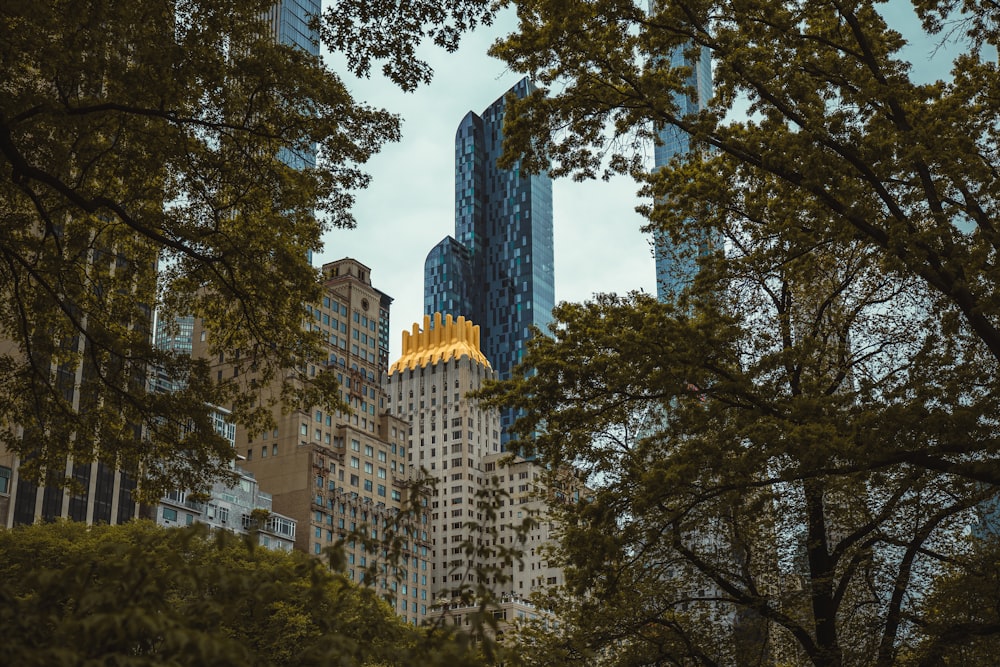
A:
265,0,321,173
386,313,572,610
424,77,554,443
266,0,320,266
651,41,713,302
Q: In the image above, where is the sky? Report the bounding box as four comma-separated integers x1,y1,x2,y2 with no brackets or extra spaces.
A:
316,12,655,363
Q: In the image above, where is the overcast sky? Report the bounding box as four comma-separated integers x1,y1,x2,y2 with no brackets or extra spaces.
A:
317,12,655,363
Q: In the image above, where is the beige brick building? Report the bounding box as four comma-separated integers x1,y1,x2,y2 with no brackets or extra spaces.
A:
386,313,578,610
193,258,432,624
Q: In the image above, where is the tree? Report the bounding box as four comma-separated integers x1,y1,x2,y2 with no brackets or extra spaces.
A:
329,0,1000,660
0,0,512,499
484,0,1000,371
479,174,1000,664
901,533,1000,666
0,520,490,667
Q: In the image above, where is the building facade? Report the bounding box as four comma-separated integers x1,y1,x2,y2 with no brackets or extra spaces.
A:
157,467,298,552
386,313,572,610
266,0,321,173
650,28,714,301
0,456,138,528
151,313,195,394
424,77,554,443
151,404,297,551
193,258,432,624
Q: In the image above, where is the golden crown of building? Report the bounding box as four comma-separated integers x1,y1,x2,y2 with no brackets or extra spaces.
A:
389,313,490,372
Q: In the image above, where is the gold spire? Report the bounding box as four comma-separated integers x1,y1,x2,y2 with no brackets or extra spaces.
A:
388,313,491,373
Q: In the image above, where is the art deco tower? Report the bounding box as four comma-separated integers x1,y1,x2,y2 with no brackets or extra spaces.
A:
424,77,554,443
386,313,569,605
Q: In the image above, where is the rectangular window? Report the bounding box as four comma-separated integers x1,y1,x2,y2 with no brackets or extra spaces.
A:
162,507,177,522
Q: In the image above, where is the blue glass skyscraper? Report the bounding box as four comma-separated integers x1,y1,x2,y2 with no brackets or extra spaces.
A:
652,42,713,302
266,0,320,264
425,77,554,444
266,0,320,172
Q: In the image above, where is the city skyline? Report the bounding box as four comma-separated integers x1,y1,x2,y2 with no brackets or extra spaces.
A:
317,12,655,362
424,77,554,440
316,4,957,362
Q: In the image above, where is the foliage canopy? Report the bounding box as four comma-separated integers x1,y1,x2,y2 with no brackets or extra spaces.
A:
0,0,415,498
464,0,1000,663
0,520,491,667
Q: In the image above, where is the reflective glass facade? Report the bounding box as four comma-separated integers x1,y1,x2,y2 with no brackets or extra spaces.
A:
267,0,320,172
652,38,714,302
424,78,554,443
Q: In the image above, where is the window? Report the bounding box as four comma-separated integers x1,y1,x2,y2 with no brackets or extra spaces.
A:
364,480,373,491
365,444,374,457
351,457,359,469
162,507,178,522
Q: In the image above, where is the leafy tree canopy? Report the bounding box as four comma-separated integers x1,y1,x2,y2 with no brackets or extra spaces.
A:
483,242,998,663
484,0,1000,366
0,0,503,499
0,520,489,667
326,0,1000,661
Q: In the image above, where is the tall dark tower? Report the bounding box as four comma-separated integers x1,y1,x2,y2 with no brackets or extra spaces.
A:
424,77,554,445
265,0,321,172
651,36,714,301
